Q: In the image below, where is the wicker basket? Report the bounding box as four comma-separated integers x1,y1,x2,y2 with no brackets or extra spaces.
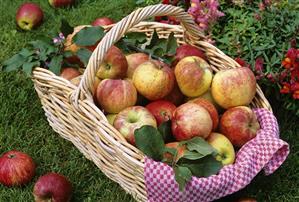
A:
32,4,273,201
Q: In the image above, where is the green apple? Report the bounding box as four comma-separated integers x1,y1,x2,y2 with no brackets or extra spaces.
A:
207,132,235,165
106,114,117,125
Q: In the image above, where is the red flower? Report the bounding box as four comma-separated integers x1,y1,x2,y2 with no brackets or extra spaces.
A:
255,57,264,72
235,57,250,68
282,57,292,69
280,83,291,94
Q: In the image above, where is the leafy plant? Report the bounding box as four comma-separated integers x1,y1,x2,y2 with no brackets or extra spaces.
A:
134,125,222,191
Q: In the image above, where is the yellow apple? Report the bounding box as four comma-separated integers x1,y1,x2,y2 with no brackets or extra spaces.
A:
106,114,117,125
207,132,235,165
132,60,175,100
175,56,213,97
211,67,256,109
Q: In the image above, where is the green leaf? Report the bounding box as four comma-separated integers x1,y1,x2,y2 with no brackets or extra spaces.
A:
124,32,147,45
2,54,26,72
63,50,74,58
174,166,192,191
180,151,205,160
166,32,178,55
76,48,92,66
162,147,177,164
180,156,223,177
158,120,175,143
146,30,159,49
19,48,35,58
73,26,105,46
22,61,40,76
134,125,165,161
183,137,217,156
60,19,74,37
48,55,63,75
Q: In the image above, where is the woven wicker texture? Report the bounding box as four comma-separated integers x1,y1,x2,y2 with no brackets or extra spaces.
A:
32,4,272,202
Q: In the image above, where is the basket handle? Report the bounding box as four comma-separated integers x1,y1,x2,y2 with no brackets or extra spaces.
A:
71,4,204,105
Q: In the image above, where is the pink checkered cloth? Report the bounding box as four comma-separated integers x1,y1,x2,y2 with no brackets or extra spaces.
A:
144,108,289,202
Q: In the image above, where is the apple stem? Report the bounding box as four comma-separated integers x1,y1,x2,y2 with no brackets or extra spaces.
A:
8,154,16,159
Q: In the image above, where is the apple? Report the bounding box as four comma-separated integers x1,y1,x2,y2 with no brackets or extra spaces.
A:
126,53,149,78
96,46,128,79
211,67,257,109
164,142,186,163
33,172,72,202
49,0,74,8
92,77,101,95
70,75,82,86
92,17,114,26
133,60,175,100
96,79,137,113
60,67,81,81
16,3,44,31
146,100,176,126
220,106,260,147
113,106,157,145
172,103,213,141
175,56,213,97
0,150,36,186
172,44,206,66
188,98,219,131
197,88,223,112
207,132,235,165
162,79,185,106
106,114,117,125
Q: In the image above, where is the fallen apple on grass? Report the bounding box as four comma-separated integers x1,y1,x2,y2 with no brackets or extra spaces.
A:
133,60,175,100
0,150,36,187
175,56,213,97
207,132,235,165
16,3,44,31
146,100,176,126
33,172,72,202
172,102,213,141
91,17,114,26
113,106,157,145
211,67,256,109
96,46,128,79
96,79,137,113
220,106,260,147
48,0,74,8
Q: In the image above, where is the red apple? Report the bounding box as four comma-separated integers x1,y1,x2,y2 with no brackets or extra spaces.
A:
48,0,74,8
96,46,128,79
0,150,36,186
33,172,72,202
16,3,44,31
113,106,157,145
96,79,137,113
162,79,185,106
146,100,176,126
235,197,257,202
126,53,149,78
189,98,219,131
172,44,206,66
211,67,257,109
172,103,213,141
220,106,260,147
60,67,81,81
133,60,175,100
164,142,186,163
175,56,213,97
92,17,114,26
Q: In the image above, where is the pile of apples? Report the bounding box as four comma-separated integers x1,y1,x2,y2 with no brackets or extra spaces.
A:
65,40,260,166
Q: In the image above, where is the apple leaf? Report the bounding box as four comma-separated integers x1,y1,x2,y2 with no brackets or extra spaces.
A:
158,120,175,143
48,55,63,75
76,48,92,66
22,61,40,76
180,156,223,177
174,165,192,191
124,32,147,45
134,125,165,161
166,32,178,56
73,26,105,46
180,151,206,161
2,53,27,72
60,19,74,38
146,30,159,49
183,137,217,156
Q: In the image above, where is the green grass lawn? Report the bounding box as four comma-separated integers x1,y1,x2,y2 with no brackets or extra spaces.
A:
0,0,298,201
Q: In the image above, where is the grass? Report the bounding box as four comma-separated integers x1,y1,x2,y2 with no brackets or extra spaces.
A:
0,0,298,201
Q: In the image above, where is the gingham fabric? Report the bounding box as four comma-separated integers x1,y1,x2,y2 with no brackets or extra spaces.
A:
144,108,289,202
